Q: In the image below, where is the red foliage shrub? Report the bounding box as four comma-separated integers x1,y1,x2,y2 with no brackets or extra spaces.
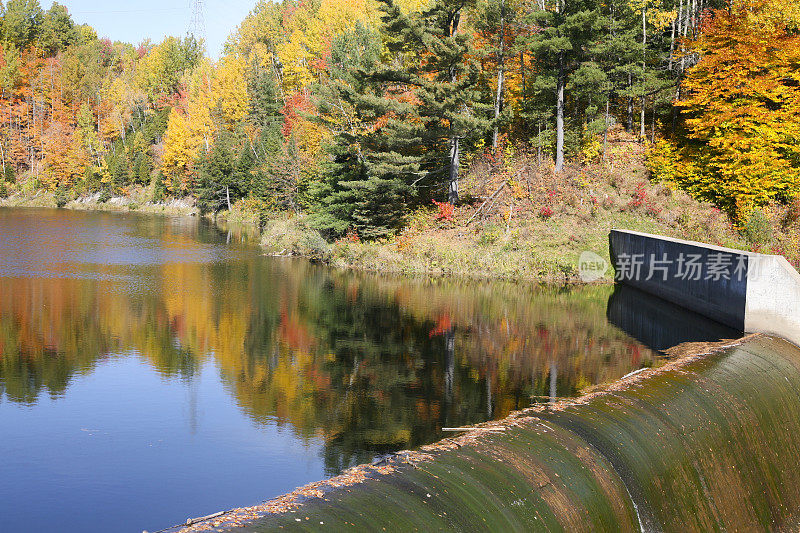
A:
631,181,647,207
346,229,360,243
432,200,455,222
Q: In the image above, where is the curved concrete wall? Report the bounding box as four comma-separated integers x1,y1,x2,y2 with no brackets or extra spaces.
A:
609,230,747,330
610,229,800,346
208,336,800,532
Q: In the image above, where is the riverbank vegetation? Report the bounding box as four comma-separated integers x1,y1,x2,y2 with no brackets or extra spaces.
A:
260,137,746,280
0,0,797,279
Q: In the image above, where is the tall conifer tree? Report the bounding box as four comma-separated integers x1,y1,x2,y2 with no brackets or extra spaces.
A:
521,0,601,171
314,0,489,239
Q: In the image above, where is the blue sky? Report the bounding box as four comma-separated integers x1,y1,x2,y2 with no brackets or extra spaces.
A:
55,0,258,57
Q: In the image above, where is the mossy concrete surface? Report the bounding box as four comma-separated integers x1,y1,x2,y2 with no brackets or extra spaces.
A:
194,335,800,532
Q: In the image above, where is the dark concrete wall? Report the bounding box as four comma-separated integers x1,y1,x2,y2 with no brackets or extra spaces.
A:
606,284,740,352
609,229,747,330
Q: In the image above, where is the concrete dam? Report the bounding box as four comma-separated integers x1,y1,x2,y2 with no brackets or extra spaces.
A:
178,231,800,532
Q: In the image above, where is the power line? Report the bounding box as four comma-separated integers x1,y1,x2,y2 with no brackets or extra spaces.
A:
71,8,185,14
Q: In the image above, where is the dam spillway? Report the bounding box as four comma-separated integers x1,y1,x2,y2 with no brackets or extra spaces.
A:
169,230,800,532
187,334,800,532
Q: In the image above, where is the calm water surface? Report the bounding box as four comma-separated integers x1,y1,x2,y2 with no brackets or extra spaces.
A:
0,208,737,532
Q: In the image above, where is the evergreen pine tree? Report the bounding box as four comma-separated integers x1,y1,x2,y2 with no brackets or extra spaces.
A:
245,63,286,212
310,23,386,237
520,0,602,170
233,141,255,195
196,133,248,214
247,67,283,131
313,0,489,239
133,153,152,186
251,122,284,207
107,153,130,191
384,0,489,204
152,171,167,203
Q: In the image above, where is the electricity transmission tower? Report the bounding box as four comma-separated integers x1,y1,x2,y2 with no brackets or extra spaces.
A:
189,0,206,44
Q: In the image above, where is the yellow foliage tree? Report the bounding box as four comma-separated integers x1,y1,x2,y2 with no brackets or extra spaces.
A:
213,55,249,127
648,0,800,218
161,61,216,189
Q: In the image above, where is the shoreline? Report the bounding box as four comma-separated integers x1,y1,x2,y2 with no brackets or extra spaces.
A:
0,191,199,217
0,194,610,284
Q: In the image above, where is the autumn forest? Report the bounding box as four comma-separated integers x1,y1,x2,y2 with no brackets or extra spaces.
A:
0,0,795,237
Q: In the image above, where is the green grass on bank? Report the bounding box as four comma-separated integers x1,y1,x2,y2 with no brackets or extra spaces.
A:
257,140,750,283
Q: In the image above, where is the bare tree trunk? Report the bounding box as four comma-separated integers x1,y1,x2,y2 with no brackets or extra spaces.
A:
668,0,678,70
555,56,565,172
448,8,462,203
640,96,647,140
684,0,691,38
627,73,634,132
551,0,565,172
449,138,460,204
672,0,687,133
640,5,646,140
651,101,657,143
226,185,231,211
537,122,542,165
603,96,610,163
492,0,506,150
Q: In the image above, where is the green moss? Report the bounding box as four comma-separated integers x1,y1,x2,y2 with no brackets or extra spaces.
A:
238,337,800,532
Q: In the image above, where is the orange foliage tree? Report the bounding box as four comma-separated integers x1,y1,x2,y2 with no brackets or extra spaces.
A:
648,0,800,218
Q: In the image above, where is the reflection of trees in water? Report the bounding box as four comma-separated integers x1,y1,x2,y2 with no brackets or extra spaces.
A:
0,238,660,475
0,275,202,403
240,264,662,474
0,277,112,403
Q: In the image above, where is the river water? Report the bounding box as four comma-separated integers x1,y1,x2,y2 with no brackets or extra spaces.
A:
0,208,738,532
